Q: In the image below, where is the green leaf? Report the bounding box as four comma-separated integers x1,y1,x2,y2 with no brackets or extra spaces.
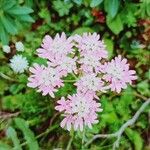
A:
17,15,35,23
101,112,118,124
72,27,94,35
101,96,114,112
114,87,133,120
104,0,119,18
0,50,5,59
126,128,143,150
53,0,73,17
121,87,134,106
6,127,22,150
38,8,51,25
0,15,18,35
2,0,16,11
106,14,123,34
146,3,150,16
0,142,11,150
0,23,9,44
137,80,150,96
73,0,82,5
2,95,23,111
120,3,137,27
0,79,8,95
9,84,25,95
138,0,150,18
56,82,76,97
103,38,114,58
90,0,103,8
18,74,28,83
34,57,47,65
25,0,34,7
7,6,33,15
14,118,39,150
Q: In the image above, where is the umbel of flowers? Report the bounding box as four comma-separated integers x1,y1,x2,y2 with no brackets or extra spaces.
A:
27,32,137,131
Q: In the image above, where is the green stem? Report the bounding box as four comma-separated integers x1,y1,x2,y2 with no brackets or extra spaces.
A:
66,136,73,150
66,129,74,150
134,92,148,101
36,124,59,139
0,72,17,82
71,73,78,80
63,80,77,83
82,128,86,150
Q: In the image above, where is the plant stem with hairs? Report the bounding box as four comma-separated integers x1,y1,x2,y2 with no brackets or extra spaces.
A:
85,98,150,150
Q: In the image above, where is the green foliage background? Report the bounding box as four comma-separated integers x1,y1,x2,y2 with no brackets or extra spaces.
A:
0,0,150,150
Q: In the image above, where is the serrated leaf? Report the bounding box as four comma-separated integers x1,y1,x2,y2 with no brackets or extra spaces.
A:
53,0,73,17
0,15,18,35
38,8,51,25
90,0,103,8
120,3,137,27
14,118,39,150
6,127,22,150
7,6,33,15
106,14,123,34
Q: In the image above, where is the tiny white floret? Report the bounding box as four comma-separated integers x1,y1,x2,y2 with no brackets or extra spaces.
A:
15,41,24,52
2,45,11,53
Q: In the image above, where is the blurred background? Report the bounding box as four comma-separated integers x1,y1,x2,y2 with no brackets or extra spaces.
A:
0,0,150,150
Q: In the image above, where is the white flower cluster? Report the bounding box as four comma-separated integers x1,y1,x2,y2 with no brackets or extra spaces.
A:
10,55,29,73
1,41,28,74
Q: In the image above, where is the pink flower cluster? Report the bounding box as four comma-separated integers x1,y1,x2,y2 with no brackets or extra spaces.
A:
27,32,137,131
27,63,64,98
55,92,102,131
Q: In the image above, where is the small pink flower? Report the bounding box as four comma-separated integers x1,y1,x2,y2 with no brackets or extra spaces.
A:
37,32,74,61
48,56,77,77
74,32,108,59
55,92,103,131
27,63,64,97
102,55,137,93
75,74,106,93
78,51,102,74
